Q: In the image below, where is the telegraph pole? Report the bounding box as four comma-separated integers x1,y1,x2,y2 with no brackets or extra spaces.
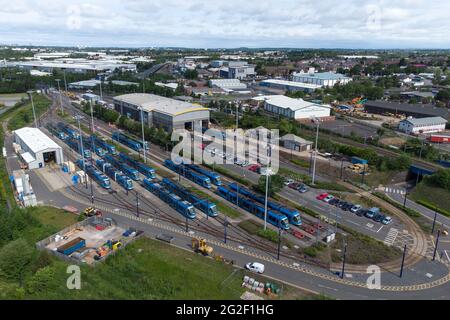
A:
75,115,88,189
55,79,64,115
277,228,282,260
263,144,271,230
341,241,347,279
431,210,438,234
311,118,320,185
400,244,407,278
135,191,140,217
139,107,147,163
224,217,228,244
27,91,37,128
432,230,441,261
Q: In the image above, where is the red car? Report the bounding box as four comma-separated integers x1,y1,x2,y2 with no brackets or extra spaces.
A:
316,193,329,201
248,164,261,173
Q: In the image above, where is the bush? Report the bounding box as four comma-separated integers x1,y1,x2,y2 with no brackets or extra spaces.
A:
256,229,279,243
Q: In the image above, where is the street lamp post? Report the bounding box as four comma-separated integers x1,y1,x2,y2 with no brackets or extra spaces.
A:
75,115,88,189
263,144,271,231
400,244,407,278
277,228,282,260
341,240,347,279
311,117,321,186
55,79,64,115
432,230,441,261
27,90,37,128
63,69,67,91
138,107,147,163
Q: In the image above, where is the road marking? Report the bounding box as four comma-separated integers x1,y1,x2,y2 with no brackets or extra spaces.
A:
376,226,384,233
346,219,360,226
318,284,338,292
445,251,450,263
384,228,399,246
366,223,374,228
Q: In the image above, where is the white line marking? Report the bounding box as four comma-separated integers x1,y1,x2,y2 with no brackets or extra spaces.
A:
445,250,450,263
377,226,384,233
318,284,339,292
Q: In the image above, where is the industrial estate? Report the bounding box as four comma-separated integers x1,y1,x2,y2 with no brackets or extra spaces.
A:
0,1,450,306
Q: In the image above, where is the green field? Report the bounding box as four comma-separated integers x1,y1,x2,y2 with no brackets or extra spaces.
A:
7,94,51,130
410,182,450,213
0,207,315,300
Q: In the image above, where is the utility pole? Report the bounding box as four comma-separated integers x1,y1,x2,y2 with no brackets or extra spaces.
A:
277,228,282,260
311,118,320,186
27,91,37,128
341,241,347,279
139,107,147,163
224,217,228,244
63,69,67,91
89,100,95,134
432,230,441,261
75,115,88,189
263,144,271,231
55,79,64,115
99,78,103,99
400,244,407,278
431,210,438,234
403,189,408,208
135,191,140,217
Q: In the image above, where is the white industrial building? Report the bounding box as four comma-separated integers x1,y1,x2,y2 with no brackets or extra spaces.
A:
260,79,322,93
114,93,210,132
398,117,448,134
253,95,331,120
292,68,351,87
13,127,64,169
209,79,247,90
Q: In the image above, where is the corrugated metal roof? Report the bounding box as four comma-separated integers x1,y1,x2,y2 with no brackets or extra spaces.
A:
401,116,447,126
14,127,61,154
114,93,209,116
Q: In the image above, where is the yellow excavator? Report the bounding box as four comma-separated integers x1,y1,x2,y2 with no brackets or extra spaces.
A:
191,238,213,256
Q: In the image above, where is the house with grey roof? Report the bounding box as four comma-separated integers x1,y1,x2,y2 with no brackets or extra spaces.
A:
398,116,447,134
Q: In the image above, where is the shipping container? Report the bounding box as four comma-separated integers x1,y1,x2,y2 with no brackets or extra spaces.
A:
57,237,86,255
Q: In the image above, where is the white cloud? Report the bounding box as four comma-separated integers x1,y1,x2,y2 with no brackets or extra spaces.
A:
0,0,448,48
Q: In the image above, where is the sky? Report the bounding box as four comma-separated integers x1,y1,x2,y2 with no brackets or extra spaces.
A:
0,0,449,49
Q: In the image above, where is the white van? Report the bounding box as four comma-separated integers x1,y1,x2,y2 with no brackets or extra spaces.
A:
245,262,265,274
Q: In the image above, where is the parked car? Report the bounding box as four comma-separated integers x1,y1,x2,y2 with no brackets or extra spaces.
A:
334,199,345,207
323,195,335,203
248,164,261,173
288,182,300,190
245,262,265,274
328,198,339,205
316,193,329,200
297,184,309,193
284,179,295,186
350,205,362,213
365,207,380,219
355,208,366,217
338,201,349,209
373,213,385,223
381,216,393,225
342,202,354,211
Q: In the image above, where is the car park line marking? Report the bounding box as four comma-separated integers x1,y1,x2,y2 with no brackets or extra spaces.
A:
444,251,450,263
346,220,360,226
377,226,384,233
318,284,339,292
384,228,399,246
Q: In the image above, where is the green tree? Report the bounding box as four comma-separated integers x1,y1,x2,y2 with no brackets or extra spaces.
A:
0,239,34,286
254,174,284,196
